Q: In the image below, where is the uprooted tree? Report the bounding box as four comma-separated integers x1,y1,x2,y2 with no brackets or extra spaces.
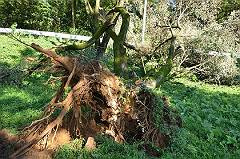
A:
10,1,182,158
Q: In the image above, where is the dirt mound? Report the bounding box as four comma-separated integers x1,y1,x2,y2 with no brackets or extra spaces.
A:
0,130,17,159
0,129,71,159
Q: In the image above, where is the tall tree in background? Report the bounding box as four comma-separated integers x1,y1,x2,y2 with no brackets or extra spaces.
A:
71,0,77,29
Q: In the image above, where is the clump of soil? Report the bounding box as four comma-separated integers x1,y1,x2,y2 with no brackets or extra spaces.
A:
0,128,71,159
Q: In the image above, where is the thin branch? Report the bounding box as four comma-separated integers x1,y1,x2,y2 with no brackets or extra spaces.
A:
123,42,141,52
61,12,116,51
154,37,173,52
85,0,94,14
95,0,100,14
64,58,77,89
6,33,31,47
155,25,181,29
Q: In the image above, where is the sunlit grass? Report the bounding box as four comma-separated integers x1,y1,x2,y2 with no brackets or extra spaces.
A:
0,34,56,133
0,80,54,133
156,78,240,158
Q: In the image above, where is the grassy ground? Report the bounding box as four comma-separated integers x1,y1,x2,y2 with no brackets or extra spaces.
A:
0,34,57,133
0,34,240,158
156,79,240,158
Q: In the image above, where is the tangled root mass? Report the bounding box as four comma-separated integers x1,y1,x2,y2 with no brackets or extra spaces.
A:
11,44,182,158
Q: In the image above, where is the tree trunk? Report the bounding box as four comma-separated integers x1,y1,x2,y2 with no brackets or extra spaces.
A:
112,7,130,76
96,33,110,59
71,0,76,29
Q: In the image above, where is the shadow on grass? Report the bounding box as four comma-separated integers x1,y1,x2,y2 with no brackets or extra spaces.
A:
0,52,55,132
0,130,18,159
0,47,45,84
0,61,23,85
0,80,55,132
20,48,36,57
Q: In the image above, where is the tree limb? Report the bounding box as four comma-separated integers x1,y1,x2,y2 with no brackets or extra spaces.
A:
60,19,114,51
31,43,74,73
154,37,173,52
85,0,94,14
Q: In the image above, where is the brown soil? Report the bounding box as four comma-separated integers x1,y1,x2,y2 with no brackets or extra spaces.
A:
0,129,71,159
0,130,17,159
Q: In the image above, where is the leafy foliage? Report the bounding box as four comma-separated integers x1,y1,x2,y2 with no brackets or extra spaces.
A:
0,0,118,34
0,0,53,30
218,0,240,21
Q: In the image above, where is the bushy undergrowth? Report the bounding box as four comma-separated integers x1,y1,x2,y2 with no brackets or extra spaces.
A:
0,35,240,158
185,52,239,85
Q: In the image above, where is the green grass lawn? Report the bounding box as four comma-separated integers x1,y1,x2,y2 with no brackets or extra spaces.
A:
0,34,240,158
156,79,240,158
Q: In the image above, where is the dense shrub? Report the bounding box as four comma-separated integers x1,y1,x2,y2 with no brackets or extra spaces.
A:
0,0,114,34
181,21,240,85
0,0,54,31
186,53,239,85
0,0,90,33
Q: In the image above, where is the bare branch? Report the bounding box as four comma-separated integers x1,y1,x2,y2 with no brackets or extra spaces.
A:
154,37,173,52
85,0,94,14
95,0,100,13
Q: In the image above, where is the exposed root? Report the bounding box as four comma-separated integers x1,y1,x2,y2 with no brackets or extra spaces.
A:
11,43,182,158
11,90,73,158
